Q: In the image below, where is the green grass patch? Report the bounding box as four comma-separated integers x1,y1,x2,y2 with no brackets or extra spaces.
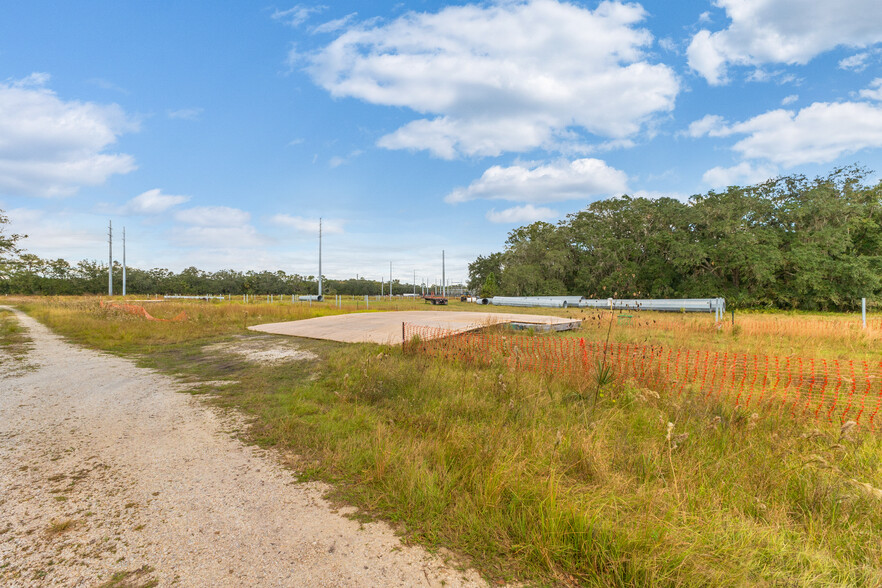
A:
0,307,32,362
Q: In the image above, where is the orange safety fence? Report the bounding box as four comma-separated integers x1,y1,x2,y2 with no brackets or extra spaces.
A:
100,300,187,322
403,323,882,430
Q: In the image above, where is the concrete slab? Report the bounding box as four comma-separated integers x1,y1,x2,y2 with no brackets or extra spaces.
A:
248,310,580,345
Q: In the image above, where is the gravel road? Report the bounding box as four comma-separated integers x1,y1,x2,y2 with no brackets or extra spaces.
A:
0,307,486,587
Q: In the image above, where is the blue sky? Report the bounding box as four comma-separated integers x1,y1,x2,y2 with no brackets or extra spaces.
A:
3,0,882,285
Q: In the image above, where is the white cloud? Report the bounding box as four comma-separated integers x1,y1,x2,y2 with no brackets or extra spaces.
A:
486,204,558,224
312,13,358,34
702,161,778,188
687,0,882,85
5,208,107,257
727,102,882,166
124,189,190,215
167,107,203,120
689,85,882,168
445,158,628,204
781,94,798,105
307,0,678,158
859,78,882,101
685,114,730,138
270,214,344,234
839,52,870,71
173,206,251,227
170,225,266,248
0,73,137,197
272,5,326,27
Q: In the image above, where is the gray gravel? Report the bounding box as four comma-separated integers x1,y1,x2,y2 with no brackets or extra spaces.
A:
0,307,486,587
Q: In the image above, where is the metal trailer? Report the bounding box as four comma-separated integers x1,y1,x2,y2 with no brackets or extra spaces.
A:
423,294,449,305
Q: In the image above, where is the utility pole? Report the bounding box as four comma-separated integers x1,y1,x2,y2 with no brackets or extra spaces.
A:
122,227,126,297
108,220,113,296
389,261,393,299
318,218,323,300
442,250,446,298
413,270,416,296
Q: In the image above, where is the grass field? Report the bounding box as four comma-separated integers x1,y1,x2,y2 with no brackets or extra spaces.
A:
10,296,882,586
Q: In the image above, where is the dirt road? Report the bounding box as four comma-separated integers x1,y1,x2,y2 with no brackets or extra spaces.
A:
0,308,485,587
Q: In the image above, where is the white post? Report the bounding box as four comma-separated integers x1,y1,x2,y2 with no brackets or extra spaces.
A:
862,297,867,329
122,227,126,297
365,294,369,309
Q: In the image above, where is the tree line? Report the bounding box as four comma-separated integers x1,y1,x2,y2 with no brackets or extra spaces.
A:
0,246,420,299
468,167,882,310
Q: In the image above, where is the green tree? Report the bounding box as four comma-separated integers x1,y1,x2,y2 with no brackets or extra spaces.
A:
480,272,499,298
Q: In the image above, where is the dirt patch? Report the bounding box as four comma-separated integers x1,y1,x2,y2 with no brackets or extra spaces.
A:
203,336,318,364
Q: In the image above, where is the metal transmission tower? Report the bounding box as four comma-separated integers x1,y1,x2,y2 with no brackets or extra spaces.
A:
442,250,446,298
122,227,126,297
108,220,113,296
318,218,323,301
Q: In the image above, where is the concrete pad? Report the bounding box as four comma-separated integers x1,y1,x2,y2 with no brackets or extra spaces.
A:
248,310,580,345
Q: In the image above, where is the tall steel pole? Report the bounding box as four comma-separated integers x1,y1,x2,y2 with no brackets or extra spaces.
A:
122,227,126,297
442,250,446,298
318,218,323,300
413,270,416,296
389,261,392,299
108,220,113,296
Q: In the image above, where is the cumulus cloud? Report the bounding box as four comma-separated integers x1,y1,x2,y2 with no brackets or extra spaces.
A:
306,0,678,158
702,161,778,188
0,73,137,197
687,0,882,84
726,102,882,166
270,214,344,234
445,158,629,204
684,114,730,138
123,189,190,215
860,78,882,101
486,204,558,224
781,94,798,105
173,206,251,227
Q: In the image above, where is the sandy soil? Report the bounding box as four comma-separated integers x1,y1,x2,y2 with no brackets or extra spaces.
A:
0,307,486,587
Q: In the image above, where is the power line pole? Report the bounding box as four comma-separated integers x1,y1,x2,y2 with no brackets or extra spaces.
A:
318,218,323,300
389,261,392,299
122,227,126,297
442,250,446,298
413,270,416,296
108,220,113,296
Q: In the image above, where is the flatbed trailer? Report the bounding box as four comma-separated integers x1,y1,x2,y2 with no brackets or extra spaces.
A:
422,294,448,305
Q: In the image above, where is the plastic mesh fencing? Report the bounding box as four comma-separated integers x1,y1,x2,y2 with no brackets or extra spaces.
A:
100,300,186,322
403,323,882,429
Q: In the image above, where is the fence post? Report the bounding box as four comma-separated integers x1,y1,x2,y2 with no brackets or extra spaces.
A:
863,297,867,329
